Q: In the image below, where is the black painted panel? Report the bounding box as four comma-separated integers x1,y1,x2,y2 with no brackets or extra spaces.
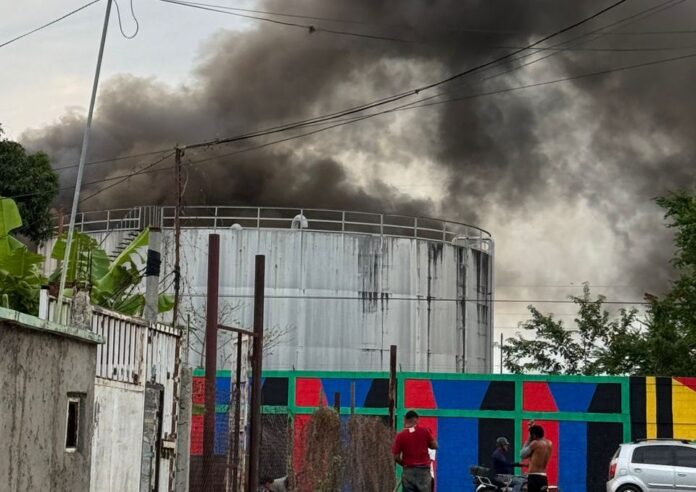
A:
480,381,515,411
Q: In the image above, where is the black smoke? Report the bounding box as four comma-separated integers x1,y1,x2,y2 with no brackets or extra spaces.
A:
20,0,696,295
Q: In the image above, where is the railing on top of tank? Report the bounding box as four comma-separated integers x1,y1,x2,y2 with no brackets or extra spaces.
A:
55,206,492,244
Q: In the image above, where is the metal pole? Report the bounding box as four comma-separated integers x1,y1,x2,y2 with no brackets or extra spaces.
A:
55,0,113,320
500,332,504,374
248,255,265,492
172,147,183,336
389,345,397,430
334,392,341,414
350,382,356,416
230,332,242,492
203,234,220,492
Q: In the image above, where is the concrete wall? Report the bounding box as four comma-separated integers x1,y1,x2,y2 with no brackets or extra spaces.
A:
0,316,98,492
90,379,145,492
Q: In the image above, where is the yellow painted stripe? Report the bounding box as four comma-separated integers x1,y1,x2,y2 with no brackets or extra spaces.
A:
672,379,696,440
647,376,657,439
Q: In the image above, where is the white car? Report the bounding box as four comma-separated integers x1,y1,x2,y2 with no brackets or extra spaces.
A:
607,439,696,491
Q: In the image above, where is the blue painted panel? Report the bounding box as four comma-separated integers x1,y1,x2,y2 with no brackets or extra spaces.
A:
549,383,597,412
321,378,372,407
437,418,478,490
432,380,490,410
559,421,587,492
216,376,232,405
214,412,230,455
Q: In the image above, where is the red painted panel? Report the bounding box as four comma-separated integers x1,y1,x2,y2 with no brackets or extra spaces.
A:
296,378,325,407
405,379,437,409
523,382,558,412
675,377,696,393
522,419,559,487
191,415,204,456
192,377,205,404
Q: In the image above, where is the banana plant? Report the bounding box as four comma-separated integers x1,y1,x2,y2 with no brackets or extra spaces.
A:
50,228,174,317
0,197,46,315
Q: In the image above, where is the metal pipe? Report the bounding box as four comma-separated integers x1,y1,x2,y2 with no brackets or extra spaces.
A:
334,392,341,414
248,255,265,492
203,234,220,492
389,345,397,430
55,0,113,320
231,333,243,492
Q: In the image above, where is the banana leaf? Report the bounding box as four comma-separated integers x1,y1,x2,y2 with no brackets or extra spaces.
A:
158,293,175,313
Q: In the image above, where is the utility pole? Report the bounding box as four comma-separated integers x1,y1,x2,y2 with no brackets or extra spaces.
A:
168,146,184,491
203,234,220,492
55,0,113,320
172,146,183,333
248,255,266,492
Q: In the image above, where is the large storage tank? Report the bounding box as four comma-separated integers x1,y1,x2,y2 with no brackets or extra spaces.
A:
46,206,493,373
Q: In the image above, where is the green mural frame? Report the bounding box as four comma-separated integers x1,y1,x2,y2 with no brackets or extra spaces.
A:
192,369,632,458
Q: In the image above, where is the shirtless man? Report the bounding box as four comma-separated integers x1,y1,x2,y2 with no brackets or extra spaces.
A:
520,422,553,492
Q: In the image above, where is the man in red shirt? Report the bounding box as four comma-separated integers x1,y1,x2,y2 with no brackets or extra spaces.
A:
392,410,438,492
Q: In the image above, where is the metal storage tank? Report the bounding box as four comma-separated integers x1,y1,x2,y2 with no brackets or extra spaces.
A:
45,206,494,373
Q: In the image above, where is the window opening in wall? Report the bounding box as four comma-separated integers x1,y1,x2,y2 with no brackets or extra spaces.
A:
65,397,80,451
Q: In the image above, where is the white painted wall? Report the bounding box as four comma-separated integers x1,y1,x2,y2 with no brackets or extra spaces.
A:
90,379,145,492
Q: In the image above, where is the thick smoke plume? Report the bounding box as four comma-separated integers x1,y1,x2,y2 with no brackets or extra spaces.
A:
21,0,696,301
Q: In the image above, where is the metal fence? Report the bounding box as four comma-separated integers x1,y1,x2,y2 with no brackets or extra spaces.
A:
47,297,180,386
56,205,492,245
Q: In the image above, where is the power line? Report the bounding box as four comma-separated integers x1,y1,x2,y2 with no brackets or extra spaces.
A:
56,42,696,204
78,150,176,204
0,0,102,49
113,0,140,39
165,0,696,52
160,0,413,43
14,40,696,206
180,0,630,150
52,148,173,172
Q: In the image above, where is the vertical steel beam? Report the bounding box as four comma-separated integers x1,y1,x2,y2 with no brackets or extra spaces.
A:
203,234,220,492
389,345,397,429
230,332,243,492
248,255,265,492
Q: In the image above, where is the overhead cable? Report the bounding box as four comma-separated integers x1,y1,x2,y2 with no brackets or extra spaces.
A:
179,0,630,150
113,0,140,39
18,43,696,205
0,0,102,49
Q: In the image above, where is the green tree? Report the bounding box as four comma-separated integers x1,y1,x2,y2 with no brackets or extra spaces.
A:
640,191,696,375
49,229,174,316
0,125,59,243
504,190,696,377
503,284,641,375
0,197,46,314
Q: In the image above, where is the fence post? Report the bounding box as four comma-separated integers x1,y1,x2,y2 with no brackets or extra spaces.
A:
389,345,397,430
248,255,266,492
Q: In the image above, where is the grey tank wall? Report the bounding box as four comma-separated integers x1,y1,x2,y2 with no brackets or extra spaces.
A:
168,228,493,373
0,321,97,492
47,228,493,373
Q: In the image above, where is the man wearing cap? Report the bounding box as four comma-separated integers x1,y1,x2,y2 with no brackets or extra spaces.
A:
392,410,438,492
492,437,525,492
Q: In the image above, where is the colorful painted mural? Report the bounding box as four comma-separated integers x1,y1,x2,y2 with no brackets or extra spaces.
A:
190,371,696,492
